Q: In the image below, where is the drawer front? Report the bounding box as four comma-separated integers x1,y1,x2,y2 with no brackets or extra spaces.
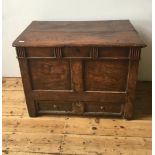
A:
36,100,123,115
37,101,72,112
84,102,123,114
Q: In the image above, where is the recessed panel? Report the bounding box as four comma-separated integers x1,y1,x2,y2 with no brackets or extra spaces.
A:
29,59,71,90
84,60,128,91
37,100,72,112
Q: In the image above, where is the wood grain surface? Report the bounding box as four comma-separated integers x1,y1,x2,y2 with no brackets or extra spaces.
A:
15,46,142,118
12,20,146,47
2,78,152,155
13,21,146,119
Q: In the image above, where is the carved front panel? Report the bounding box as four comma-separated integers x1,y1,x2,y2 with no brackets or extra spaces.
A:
17,47,131,92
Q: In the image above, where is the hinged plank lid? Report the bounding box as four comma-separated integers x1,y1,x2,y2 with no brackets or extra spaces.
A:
12,20,146,47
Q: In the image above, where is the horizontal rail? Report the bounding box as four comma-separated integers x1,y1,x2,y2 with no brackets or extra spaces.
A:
32,91,126,102
17,56,133,60
37,110,122,116
33,89,126,94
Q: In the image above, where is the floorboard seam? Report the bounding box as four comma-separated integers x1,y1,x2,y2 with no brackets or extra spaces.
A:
3,134,9,154
59,118,68,154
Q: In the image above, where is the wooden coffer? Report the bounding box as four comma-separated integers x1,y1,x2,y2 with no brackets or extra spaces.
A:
13,20,146,119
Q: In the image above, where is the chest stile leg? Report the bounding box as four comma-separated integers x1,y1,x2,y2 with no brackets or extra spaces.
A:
123,47,141,119
70,58,84,113
16,47,37,117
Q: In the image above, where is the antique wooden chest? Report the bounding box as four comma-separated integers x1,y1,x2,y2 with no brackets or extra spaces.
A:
13,20,146,119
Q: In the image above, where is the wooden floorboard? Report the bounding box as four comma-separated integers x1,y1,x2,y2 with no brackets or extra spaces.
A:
2,78,152,155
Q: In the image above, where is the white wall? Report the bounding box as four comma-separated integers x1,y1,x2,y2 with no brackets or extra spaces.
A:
3,0,152,80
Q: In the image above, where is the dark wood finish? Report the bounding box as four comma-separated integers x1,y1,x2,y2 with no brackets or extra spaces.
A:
12,20,146,47
124,48,141,119
29,59,71,90
16,48,37,117
13,20,146,119
84,60,128,91
71,60,84,92
32,91,126,102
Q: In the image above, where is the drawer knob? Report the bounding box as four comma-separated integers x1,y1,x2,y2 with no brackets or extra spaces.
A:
100,106,105,110
76,102,81,107
53,104,57,108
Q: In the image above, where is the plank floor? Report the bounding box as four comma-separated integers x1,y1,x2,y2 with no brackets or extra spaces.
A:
2,78,152,155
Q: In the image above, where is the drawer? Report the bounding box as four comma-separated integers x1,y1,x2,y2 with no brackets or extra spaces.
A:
36,100,84,114
84,102,123,114
36,101,73,113
36,100,123,115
